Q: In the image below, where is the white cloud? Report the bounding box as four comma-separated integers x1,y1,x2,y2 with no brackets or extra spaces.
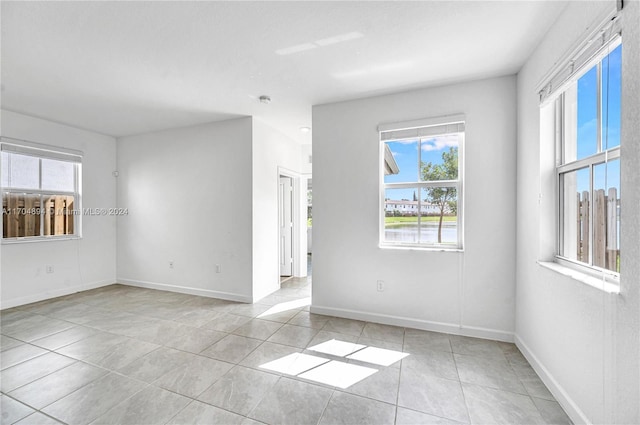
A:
389,139,419,145
421,135,458,152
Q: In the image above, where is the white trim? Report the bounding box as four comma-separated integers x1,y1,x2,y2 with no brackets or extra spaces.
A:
556,147,620,174
380,119,464,250
384,180,458,189
2,235,82,245
536,6,619,105
0,279,114,310
457,132,465,249
277,166,301,179
515,334,591,425
552,37,622,275
1,137,83,163
378,244,464,253
117,278,252,304
378,114,466,133
278,166,306,278
538,261,620,294
310,304,514,343
2,140,83,241
540,34,622,106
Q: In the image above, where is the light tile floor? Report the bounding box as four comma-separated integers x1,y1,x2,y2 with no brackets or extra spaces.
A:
1,274,572,425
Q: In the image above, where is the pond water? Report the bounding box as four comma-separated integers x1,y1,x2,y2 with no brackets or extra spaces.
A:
384,222,457,244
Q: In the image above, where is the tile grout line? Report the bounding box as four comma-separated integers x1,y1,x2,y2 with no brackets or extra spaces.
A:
393,327,408,425
3,283,567,425
315,388,337,425
451,348,473,424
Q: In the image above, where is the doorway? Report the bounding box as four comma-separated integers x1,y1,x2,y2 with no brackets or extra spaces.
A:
279,175,294,278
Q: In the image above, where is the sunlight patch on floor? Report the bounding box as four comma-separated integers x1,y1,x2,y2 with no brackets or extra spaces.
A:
298,360,377,389
259,338,410,389
257,297,311,318
307,339,365,357
346,346,409,366
260,352,328,375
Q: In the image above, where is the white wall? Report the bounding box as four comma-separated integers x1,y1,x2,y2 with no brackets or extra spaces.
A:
252,118,304,301
117,117,303,303
515,1,639,424
116,118,254,302
300,143,312,175
1,110,117,308
312,76,517,340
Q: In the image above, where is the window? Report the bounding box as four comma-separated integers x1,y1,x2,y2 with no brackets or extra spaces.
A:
379,116,464,249
1,139,82,241
553,38,622,275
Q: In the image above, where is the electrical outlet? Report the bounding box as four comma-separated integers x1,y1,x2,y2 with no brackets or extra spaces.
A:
377,280,384,292
46,265,54,274
169,261,174,269
216,264,221,273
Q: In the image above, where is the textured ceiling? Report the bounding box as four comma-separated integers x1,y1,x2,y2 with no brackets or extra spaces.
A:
1,1,567,143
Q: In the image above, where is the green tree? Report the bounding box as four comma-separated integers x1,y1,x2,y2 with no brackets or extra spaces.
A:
421,147,458,243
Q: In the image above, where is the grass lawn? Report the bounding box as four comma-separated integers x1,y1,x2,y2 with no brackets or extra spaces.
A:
308,216,455,227
385,216,456,224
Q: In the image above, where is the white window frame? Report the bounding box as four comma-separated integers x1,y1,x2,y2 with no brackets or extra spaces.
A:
1,137,83,243
378,115,464,250
539,25,622,282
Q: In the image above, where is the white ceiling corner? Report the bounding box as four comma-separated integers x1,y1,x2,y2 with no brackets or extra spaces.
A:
0,1,568,143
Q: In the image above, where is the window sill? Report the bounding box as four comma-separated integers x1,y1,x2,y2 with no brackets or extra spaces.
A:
380,244,463,253
2,236,81,245
537,261,620,294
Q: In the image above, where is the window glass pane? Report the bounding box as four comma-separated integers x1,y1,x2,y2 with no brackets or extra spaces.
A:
1,152,8,187
8,154,40,189
42,159,74,192
420,135,459,181
576,67,598,160
42,195,75,236
383,140,418,183
421,187,457,245
384,188,419,244
382,125,463,249
560,167,590,263
602,44,622,150
2,193,41,238
593,159,620,272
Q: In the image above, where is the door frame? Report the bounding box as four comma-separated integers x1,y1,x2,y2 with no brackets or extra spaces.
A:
278,167,307,278
279,175,293,277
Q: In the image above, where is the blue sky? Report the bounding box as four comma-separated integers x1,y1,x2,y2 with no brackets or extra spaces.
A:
577,44,621,193
383,45,621,204
384,134,459,201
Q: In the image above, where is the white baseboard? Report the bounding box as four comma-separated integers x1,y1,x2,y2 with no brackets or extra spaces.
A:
310,304,514,343
117,278,252,304
515,334,590,425
1,279,114,310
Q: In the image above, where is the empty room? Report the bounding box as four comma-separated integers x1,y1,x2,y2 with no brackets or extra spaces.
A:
1,1,638,425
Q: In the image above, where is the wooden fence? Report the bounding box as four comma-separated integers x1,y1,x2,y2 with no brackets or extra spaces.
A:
2,193,74,238
577,187,619,272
